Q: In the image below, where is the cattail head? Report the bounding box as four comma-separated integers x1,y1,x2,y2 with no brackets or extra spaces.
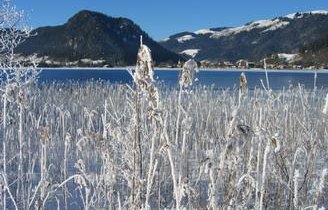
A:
134,36,154,86
5,82,18,102
147,85,162,121
271,133,281,153
180,59,198,88
65,132,71,146
39,126,50,144
323,93,328,115
74,175,87,188
134,36,162,121
239,72,247,96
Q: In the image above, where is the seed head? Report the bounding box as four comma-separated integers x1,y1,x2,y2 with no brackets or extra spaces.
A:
5,83,18,102
134,36,154,87
134,36,162,121
239,72,248,96
180,59,198,88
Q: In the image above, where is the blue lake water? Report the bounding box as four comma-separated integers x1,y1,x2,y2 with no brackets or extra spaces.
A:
38,68,328,90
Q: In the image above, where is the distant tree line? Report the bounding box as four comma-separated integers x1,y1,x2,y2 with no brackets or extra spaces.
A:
301,33,328,53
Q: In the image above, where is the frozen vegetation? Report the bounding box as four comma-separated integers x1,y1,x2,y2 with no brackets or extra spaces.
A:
1,1,328,210
1,38,328,209
1,72,328,210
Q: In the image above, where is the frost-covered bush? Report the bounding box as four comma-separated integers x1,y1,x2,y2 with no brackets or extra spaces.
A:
0,0,39,209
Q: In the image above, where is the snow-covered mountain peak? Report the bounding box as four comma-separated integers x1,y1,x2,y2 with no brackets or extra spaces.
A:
160,8,328,63
191,9,328,40
209,18,289,39
285,9,328,19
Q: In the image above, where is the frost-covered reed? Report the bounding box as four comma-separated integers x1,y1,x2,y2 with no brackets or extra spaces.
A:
0,82,327,209
323,93,328,114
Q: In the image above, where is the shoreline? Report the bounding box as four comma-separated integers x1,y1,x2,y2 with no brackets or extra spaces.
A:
38,67,328,73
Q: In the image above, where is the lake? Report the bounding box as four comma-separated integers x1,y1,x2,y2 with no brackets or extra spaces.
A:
39,68,328,89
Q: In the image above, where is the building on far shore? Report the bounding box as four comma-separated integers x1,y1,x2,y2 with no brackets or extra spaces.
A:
236,59,249,69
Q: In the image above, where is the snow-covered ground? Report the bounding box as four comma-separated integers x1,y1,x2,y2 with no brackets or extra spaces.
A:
194,29,215,35
176,34,195,43
278,53,299,62
286,9,328,19
179,49,200,57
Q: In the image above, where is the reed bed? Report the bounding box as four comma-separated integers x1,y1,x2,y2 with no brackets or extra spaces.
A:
0,81,327,209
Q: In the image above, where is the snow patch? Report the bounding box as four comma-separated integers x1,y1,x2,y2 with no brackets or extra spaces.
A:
286,9,328,19
160,37,170,42
194,29,215,35
179,49,200,58
176,35,195,43
285,13,298,19
210,19,289,39
278,53,298,62
311,10,328,15
80,58,106,65
262,21,289,32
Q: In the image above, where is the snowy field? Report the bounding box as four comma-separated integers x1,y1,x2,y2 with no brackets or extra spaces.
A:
1,81,327,209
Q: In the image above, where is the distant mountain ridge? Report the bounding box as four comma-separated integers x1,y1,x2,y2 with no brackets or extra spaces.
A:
16,10,182,67
160,10,328,65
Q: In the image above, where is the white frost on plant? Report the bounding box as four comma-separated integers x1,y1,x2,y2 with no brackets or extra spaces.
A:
272,133,281,153
180,59,198,88
179,49,200,58
293,169,300,208
134,36,154,83
259,141,271,210
323,94,328,114
176,35,195,43
318,168,327,194
5,83,18,102
206,149,214,159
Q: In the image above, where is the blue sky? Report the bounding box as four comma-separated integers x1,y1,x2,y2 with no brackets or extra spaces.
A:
14,0,328,40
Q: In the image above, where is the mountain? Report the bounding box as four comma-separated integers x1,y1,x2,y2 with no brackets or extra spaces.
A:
160,10,328,64
297,33,328,68
16,10,182,67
